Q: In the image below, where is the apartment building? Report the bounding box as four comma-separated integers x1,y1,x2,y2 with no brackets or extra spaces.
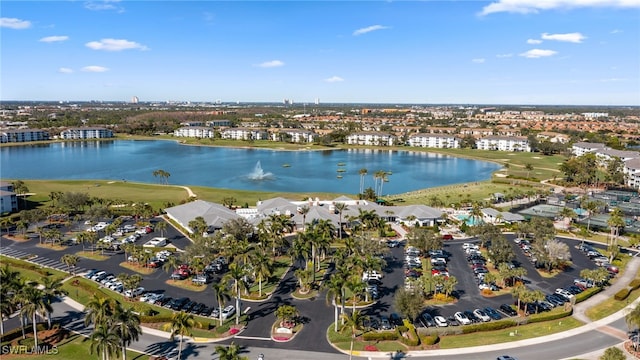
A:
0,181,18,214
571,142,608,156
60,127,113,139
173,126,215,138
408,133,460,148
476,136,531,152
272,129,318,143
346,131,397,146
221,127,269,141
0,129,50,143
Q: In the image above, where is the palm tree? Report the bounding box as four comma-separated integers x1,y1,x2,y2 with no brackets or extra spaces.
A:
510,284,526,314
155,220,168,238
524,163,534,178
275,304,298,328
345,278,364,311
340,309,366,360
90,323,121,360
211,282,232,326
607,207,625,247
112,303,142,360
214,341,246,360
358,168,368,194
224,263,248,325
84,294,116,327
626,303,640,351
250,249,272,297
60,253,80,275
299,205,310,231
0,292,16,336
162,311,199,360
581,199,600,244
334,202,348,239
41,277,66,328
19,286,51,350
324,275,346,331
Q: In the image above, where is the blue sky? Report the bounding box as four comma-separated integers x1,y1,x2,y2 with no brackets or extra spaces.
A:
1,0,639,105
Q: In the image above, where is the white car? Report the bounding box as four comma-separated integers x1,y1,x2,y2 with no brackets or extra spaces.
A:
221,305,235,320
434,315,448,327
362,271,383,281
108,281,123,291
124,287,145,298
473,309,491,322
454,311,471,325
123,224,137,232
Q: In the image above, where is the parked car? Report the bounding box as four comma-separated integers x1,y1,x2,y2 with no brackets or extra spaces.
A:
473,309,491,322
124,287,145,298
434,315,449,327
484,307,502,320
362,271,383,281
500,304,518,317
221,305,236,320
380,316,393,330
169,297,190,311
454,311,471,325
420,313,436,327
389,313,403,327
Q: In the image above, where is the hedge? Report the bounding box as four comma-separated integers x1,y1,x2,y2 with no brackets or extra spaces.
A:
574,286,602,303
420,334,439,345
363,331,399,341
528,308,572,324
615,288,631,301
398,319,420,347
460,320,518,334
630,279,640,290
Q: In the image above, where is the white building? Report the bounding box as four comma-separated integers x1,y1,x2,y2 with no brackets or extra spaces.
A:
221,127,268,141
173,126,215,138
346,132,397,146
1,129,49,143
408,133,460,148
272,129,318,143
60,127,113,139
624,158,640,189
571,142,608,157
0,181,18,214
476,136,531,152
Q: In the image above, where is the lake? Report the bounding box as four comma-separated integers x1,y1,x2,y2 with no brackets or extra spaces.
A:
1,140,502,194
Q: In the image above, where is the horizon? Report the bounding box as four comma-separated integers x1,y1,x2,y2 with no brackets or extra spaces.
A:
2,1,639,106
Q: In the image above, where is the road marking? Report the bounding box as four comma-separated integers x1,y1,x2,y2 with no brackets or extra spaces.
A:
598,325,628,341
234,335,272,341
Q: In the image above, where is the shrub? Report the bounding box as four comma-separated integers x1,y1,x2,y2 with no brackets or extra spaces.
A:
481,288,493,296
398,319,420,347
396,325,408,333
574,286,602,303
461,320,518,334
630,279,640,290
420,334,439,345
528,308,572,323
18,337,35,347
615,288,631,301
215,324,231,334
363,331,398,341
140,314,174,323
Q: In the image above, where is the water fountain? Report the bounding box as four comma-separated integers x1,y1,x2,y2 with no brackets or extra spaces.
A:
248,161,274,180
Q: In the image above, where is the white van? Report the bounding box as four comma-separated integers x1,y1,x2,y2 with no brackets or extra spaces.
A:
143,237,167,248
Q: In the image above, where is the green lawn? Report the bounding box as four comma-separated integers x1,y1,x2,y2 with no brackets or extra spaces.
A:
1,334,145,360
0,255,68,282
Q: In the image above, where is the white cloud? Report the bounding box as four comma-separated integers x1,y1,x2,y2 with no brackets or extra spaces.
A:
324,76,344,83
58,68,73,74
479,0,639,16
353,25,390,36
39,35,69,43
527,39,543,44
81,65,109,72
255,60,284,68
84,0,123,11
542,32,586,43
0,17,31,29
472,58,486,63
85,38,148,51
496,53,513,58
610,29,623,34
520,49,558,58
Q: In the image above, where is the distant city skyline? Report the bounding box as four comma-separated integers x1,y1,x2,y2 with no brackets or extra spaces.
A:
1,1,639,105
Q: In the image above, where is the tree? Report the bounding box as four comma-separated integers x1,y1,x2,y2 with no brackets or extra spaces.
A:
224,263,248,325
214,342,247,360
152,169,171,185
19,286,50,350
249,248,272,297
112,303,141,360
222,197,237,209
275,304,298,328
581,199,601,244
188,216,208,236
84,294,116,327
340,309,366,360
524,163,534,179
358,168,368,195
155,220,167,238
334,202,348,239
511,284,526,314
90,323,121,360
299,205,310,231
488,235,514,266
558,207,576,231
324,274,346,332
12,180,29,210
162,311,199,360
60,253,80,274
626,303,640,351
607,207,625,247
41,277,66,328
211,282,232,326
599,347,626,360
393,288,424,323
